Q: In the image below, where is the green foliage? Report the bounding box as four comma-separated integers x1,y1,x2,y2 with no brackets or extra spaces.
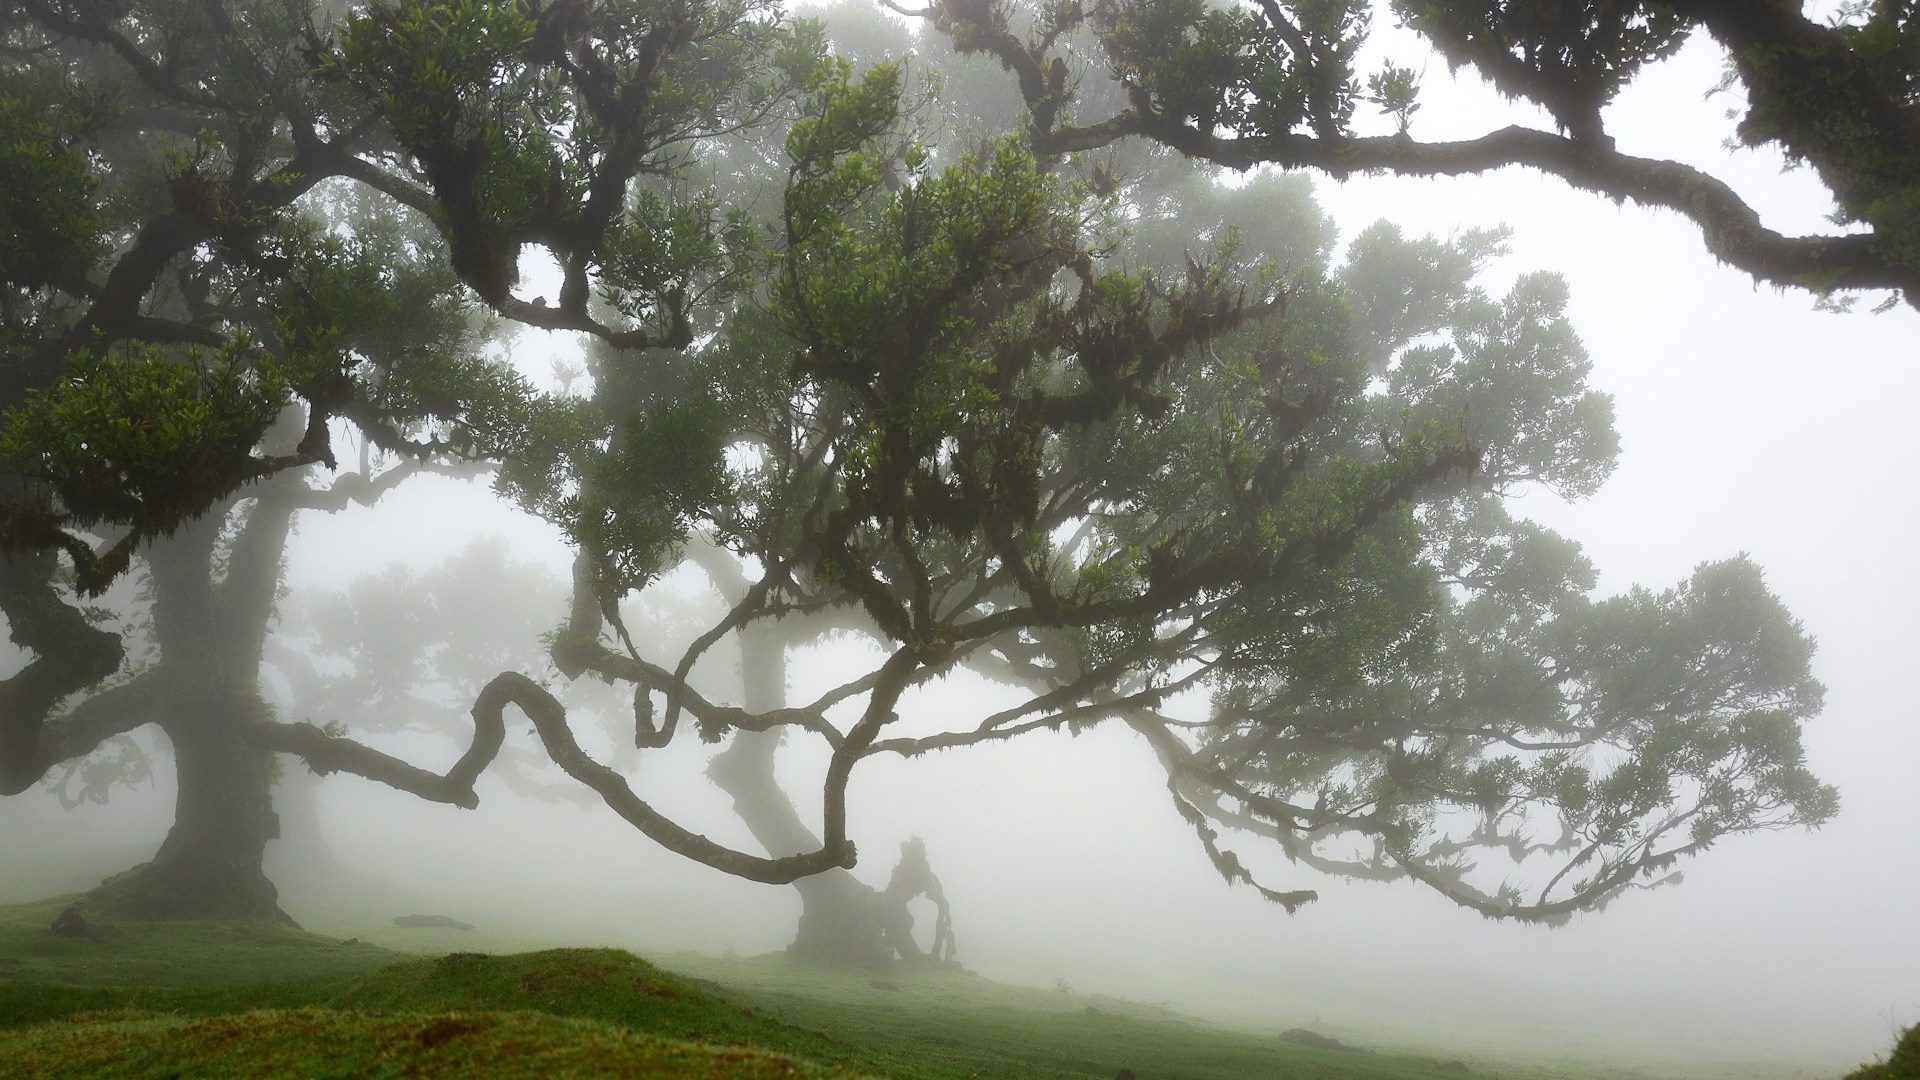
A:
334,0,555,230
331,0,797,305
471,5,1839,926
0,343,288,535
1364,62,1422,134
0,81,103,294
1391,270,1617,497
1394,1,1690,134
1842,1023,1920,1080
1103,0,1370,139
498,360,731,594
0,0,1847,937
1738,4,1920,288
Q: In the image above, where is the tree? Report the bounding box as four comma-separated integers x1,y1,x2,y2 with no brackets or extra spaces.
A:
902,0,1920,312
1,0,1839,945
0,0,807,920
478,16,1833,961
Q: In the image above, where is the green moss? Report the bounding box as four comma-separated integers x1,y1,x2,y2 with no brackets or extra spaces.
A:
326,948,917,1077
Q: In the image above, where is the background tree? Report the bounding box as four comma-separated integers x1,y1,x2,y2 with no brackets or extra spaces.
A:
611,4,1392,962
261,537,638,907
905,0,1920,311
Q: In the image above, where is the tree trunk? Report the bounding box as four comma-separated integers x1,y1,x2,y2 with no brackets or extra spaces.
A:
89,682,288,922
711,727,890,962
708,625,950,964
82,499,294,924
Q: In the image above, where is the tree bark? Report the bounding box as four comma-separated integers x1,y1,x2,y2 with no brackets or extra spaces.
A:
707,623,953,964
90,682,288,923
708,624,892,962
80,495,295,923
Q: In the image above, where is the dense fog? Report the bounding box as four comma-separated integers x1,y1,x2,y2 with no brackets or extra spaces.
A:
4,4,1915,1076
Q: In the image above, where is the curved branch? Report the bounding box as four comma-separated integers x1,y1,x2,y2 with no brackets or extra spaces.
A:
1,676,159,797
247,707,503,810
915,0,1917,306
1165,774,1319,914
15,0,225,109
1104,116,1915,301
1145,710,1722,925
549,624,850,747
476,671,857,883
820,648,921,853
289,457,487,513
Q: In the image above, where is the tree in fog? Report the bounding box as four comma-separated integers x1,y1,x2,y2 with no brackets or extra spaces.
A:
0,0,1849,938
0,0,802,920
490,9,1833,960
914,0,1920,312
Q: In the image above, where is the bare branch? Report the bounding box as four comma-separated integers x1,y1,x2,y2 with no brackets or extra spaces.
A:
1121,110,1905,299
246,709,502,809
478,671,858,883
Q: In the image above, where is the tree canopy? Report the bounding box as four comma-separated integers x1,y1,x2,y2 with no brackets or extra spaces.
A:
472,6,1837,927
0,0,1855,930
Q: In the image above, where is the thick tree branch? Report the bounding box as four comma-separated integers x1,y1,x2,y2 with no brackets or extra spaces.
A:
1,675,158,797
0,551,128,794
911,0,1915,306
477,671,858,883
246,710,502,810
16,0,225,109
1099,116,1914,300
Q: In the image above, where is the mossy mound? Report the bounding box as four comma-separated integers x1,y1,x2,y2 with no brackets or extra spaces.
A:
327,947,911,1076
338,947,695,1003
331,948,751,1042
0,1005,856,1079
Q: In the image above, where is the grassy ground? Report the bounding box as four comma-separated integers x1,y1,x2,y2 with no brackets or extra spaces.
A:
0,895,1858,1079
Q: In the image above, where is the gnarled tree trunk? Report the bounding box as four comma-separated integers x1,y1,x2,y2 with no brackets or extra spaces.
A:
91,682,286,922
710,723,891,962
707,624,954,964
82,493,296,923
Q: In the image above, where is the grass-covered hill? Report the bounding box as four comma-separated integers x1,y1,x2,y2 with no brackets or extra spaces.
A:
0,895,1899,1079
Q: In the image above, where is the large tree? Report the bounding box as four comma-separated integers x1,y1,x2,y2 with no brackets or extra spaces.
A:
470,25,1834,960
0,0,1844,940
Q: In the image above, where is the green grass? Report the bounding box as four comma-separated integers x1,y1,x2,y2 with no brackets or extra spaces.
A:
0,895,1864,1079
1,1007,857,1079
656,951,1483,1080
0,895,396,1029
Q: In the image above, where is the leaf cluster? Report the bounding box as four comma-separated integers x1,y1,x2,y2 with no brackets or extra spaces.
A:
0,342,288,590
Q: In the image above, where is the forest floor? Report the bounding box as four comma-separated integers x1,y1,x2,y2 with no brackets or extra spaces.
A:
0,894,1859,1080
